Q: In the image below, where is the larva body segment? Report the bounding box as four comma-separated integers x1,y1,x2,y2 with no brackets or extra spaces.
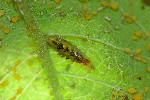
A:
47,35,95,70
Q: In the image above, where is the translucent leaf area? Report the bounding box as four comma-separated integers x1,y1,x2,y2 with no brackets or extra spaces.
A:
0,0,150,100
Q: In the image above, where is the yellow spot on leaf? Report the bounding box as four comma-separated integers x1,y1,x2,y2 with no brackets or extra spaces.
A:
143,32,150,39
12,66,17,73
128,88,136,94
84,11,91,20
134,56,148,63
140,57,148,63
109,2,119,10
135,55,142,61
15,60,22,67
132,35,139,40
83,5,88,10
78,0,88,3
11,16,19,23
0,9,5,16
124,48,131,53
0,80,9,87
144,87,149,93
135,31,142,37
6,0,11,3
124,12,136,24
147,43,150,51
92,10,98,15
133,93,142,100
13,73,21,81
2,26,9,34
0,35,2,40
10,96,16,100
101,1,109,7
146,67,150,72
48,4,54,8
54,0,61,3
27,60,33,67
17,87,23,95
135,48,142,55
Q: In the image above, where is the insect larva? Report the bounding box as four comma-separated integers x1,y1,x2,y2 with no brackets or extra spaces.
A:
47,35,95,69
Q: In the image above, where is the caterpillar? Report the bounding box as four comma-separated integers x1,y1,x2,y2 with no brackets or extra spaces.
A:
47,35,95,70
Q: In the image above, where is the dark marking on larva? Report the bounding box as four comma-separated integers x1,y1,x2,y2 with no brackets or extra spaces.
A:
57,43,63,50
70,50,75,56
64,47,69,52
52,40,57,45
47,35,95,69
143,0,150,6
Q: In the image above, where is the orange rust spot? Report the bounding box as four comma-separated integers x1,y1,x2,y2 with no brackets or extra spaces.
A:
83,5,88,10
135,48,142,55
135,31,142,37
101,1,109,7
141,57,148,63
2,26,9,34
84,11,91,20
17,87,23,95
0,80,9,87
11,16,19,23
135,55,142,61
146,67,150,72
124,48,131,53
132,35,139,40
0,9,5,16
128,88,136,94
27,60,33,67
54,0,61,3
109,2,119,10
147,43,150,51
10,96,16,100
124,12,136,24
6,0,11,3
92,10,98,15
12,60,22,72
133,93,142,100
13,73,21,81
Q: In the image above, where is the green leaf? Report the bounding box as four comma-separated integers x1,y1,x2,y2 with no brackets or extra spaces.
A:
0,0,150,100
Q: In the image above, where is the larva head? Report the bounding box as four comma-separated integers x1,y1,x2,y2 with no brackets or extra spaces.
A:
82,58,95,69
